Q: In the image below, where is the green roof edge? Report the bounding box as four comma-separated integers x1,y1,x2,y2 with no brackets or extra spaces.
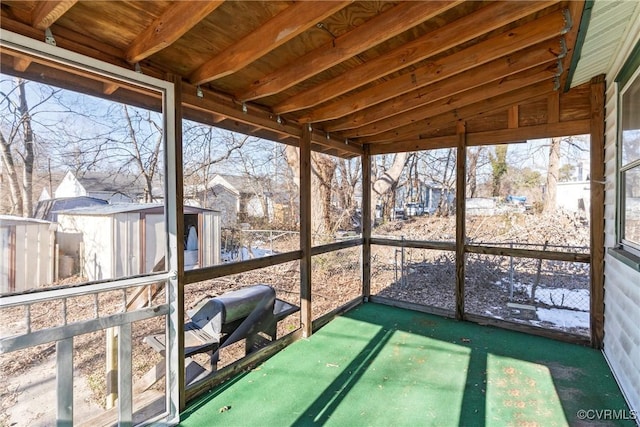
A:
564,0,595,92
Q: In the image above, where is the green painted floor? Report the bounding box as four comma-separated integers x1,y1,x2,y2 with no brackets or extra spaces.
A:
180,303,632,427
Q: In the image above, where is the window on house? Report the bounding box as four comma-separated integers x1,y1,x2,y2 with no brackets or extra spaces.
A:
619,62,640,256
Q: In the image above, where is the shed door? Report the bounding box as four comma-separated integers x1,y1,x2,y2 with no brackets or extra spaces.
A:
0,227,13,294
200,212,220,267
145,214,165,273
114,213,140,277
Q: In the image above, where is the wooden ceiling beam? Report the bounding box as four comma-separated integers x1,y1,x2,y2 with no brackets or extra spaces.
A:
466,120,590,146
126,1,224,64
0,52,162,112
31,1,77,30
190,1,351,85
103,82,119,95
181,82,362,156
336,44,559,138
368,136,458,155
13,56,32,72
272,0,556,114
369,118,590,155
307,11,565,125
358,80,555,144
1,17,132,72
236,1,463,102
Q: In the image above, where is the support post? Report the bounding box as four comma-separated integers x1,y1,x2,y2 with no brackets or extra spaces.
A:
589,74,605,349
455,121,467,320
57,337,73,427
300,125,313,337
117,323,133,427
362,144,372,299
105,327,118,409
166,74,185,413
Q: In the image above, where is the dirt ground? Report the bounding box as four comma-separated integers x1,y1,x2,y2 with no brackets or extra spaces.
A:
0,211,590,426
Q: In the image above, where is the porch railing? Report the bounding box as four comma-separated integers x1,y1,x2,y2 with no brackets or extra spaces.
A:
0,272,174,426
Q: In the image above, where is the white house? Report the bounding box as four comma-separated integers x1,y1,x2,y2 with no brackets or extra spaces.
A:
199,174,274,226
51,171,162,204
556,181,590,213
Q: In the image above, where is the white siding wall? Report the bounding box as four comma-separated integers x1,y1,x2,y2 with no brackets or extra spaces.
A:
114,213,140,278
201,211,221,267
603,15,640,415
58,214,113,281
0,227,10,293
0,222,53,292
145,214,165,272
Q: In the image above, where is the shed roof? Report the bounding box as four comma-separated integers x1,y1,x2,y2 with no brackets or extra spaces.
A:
0,214,53,226
33,196,108,222
55,203,220,216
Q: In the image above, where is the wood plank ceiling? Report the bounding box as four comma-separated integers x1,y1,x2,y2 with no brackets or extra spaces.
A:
0,1,588,158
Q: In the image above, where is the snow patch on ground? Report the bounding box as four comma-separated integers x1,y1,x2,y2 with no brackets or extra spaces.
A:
534,307,589,329
497,280,590,330
532,287,590,311
221,246,276,262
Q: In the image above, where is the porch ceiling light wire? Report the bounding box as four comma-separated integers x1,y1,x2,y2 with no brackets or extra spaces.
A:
44,28,56,46
561,8,573,35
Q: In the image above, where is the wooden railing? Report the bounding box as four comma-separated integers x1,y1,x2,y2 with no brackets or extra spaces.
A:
0,272,174,426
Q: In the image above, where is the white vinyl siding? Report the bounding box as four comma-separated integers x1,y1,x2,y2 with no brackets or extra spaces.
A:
603,15,640,415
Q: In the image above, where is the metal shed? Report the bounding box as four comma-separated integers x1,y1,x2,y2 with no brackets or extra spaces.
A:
0,215,55,294
56,204,220,281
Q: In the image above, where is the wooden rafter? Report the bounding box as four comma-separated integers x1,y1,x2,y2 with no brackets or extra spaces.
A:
126,1,224,64
31,0,77,30
236,1,463,102
103,82,119,95
336,45,559,138
305,11,565,124
370,119,590,155
272,1,556,114
180,82,363,156
348,68,555,140
189,1,351,85
358,79,556,144
13,56,32,72
0,0,591,161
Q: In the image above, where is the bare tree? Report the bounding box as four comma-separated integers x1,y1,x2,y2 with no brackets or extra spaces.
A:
490,145,508,197
372,152,408,220
117,106,162,202
311,152,337,239
467,147,486,198
544,137,561,212
183,122,249,196
335,158,361,229
0,77,59,216
284,147,365,240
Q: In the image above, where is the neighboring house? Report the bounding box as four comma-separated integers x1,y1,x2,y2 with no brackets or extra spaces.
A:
556,181,591,213
394,180,452,215
56,204,221,281
197,174,273,226
49,171,162,204
33,196,108,222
